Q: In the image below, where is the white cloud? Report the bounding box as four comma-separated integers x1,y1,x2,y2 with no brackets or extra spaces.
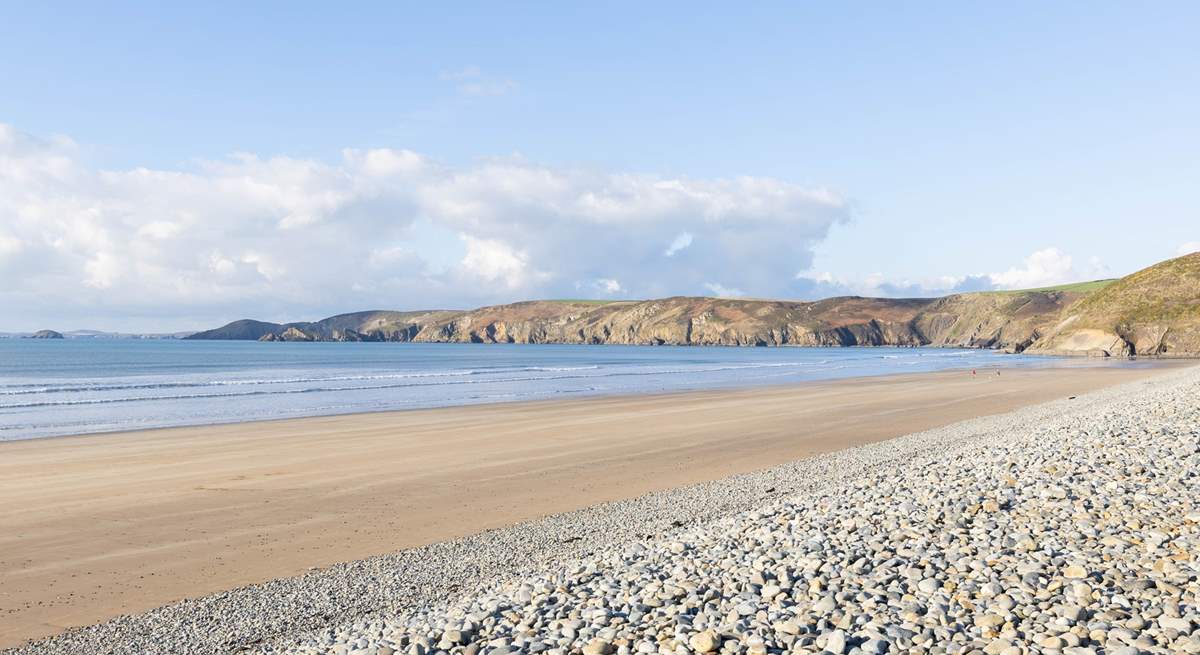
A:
704,282,745,297
592,278,622,294
84,252,120,289
440,66,517,97
1178,241,1200,256
0,232,21,257
988,247,1075,289
0,123,848,330
795,247,1107,300
663,232,693,257
137,221,181,240
459,235,539,289
440,66,482,81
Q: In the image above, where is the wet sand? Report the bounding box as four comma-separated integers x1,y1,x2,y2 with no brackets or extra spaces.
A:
0,364,1175,647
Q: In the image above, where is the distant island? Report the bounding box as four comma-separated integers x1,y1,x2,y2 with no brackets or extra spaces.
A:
2,330,190,340
189,253,1200,357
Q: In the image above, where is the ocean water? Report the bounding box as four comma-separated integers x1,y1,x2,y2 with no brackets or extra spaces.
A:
0,340,1142,441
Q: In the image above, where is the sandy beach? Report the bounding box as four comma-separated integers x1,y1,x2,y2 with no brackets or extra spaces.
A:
0,364,1175,648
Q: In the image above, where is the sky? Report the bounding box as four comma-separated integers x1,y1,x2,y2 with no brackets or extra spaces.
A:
1,3,1198,331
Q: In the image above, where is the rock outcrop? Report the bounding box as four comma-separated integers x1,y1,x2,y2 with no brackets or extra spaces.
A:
28,330,65,339
190,294,1078,351
911,291,1075,352
187,252,1200,356
1028,251,1200,357
259,326,317,342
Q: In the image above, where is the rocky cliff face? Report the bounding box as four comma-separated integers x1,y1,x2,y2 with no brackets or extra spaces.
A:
186,253,1200,355
406,297,939,347
189,294,1077,352
1028,252,1200,357
259,326,316,342
912,291,1080,351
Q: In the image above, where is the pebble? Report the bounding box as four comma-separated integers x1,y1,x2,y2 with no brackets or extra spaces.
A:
14,365,1200,655
688,630,719,653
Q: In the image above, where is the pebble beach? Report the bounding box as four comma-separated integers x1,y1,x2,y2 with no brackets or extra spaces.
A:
10,364,1199,655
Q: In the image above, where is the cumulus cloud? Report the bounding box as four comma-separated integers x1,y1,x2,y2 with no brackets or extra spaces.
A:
794,247,1108,300
0,123,848,330
1178,242,1200,256
578,278,623,295
987,247,1076,289
459,236,540,289
663,232,693,257
440,66,517,97
703,282,745,297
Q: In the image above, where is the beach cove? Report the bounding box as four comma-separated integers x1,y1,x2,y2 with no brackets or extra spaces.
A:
0,362,1179,650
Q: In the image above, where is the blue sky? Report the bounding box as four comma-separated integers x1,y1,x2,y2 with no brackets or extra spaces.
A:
1,3,1198,330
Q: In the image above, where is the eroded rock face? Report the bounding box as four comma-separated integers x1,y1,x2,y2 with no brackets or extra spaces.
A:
197,294,1080,351
1027,327,1132,357
1029,252,1200,357
258,327,315,342
188,254,1200,356
388,295,1073,350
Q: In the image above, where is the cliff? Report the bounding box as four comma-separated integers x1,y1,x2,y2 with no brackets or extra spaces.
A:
187,293,1079,351
189,319,282,341
186,252,1200,356
1028,252,1200,357
912,290,1083,352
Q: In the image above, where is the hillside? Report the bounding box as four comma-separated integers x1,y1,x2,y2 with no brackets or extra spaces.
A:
187,292,1083,351
1028,251,1200,356
188,319,284,341
186,253,1200,355
979,279,1116,294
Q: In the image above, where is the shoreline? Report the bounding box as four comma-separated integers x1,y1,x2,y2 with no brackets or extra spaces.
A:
0,363,1185,650
0,355,1171,446
275,361,1200,655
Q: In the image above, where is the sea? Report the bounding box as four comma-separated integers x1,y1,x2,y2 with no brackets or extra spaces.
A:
0,340,1147,441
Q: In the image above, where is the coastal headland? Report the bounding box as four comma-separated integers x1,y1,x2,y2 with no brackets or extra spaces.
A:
187,252,1200,358
0,364,1175,649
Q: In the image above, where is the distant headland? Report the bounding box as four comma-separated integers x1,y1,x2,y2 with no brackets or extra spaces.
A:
188,253,1200,357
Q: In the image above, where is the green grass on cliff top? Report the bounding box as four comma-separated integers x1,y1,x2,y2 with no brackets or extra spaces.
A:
979,279,1116,295
541,299,628,305
538,280,1116,306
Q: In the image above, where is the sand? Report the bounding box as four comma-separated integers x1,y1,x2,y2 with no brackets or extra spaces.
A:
0,364,1174,647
